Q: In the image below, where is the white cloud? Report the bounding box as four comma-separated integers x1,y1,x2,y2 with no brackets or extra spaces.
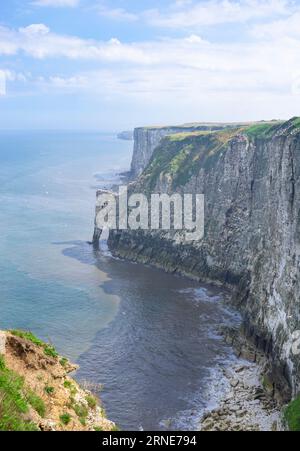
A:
184,34,206,44
145,0,292,29
252,10,300,39
95,6,138,21
2,70,29,83
32,0,79,7
0,24,150,62
90,0,289,27
19,24,50,36
26,32,299,104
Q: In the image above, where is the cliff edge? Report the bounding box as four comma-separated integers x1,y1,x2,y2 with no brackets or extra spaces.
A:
0,330,115,431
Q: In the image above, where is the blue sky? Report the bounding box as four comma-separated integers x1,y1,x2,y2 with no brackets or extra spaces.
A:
0,0,300,130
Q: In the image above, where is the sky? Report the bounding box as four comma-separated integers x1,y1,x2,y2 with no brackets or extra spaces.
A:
0,0,300,130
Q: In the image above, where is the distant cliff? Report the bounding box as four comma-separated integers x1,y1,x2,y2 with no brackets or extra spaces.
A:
105,118,300,402
117,131,133,141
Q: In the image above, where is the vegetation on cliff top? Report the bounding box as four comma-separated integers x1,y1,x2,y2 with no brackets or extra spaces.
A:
243,122,280,139
142,127,242,190
10,330,59,359
244,117,300,140
138,118,300,191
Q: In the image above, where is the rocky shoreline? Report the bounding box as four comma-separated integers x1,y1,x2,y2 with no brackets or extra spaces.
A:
198,325,284,431
200,360,281,431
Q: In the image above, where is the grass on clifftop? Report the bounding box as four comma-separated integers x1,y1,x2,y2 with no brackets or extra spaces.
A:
284,395,300,431
10,329,58,359
143,128,241,190
0,355,39,431
244,118,300,140
244,123,278,139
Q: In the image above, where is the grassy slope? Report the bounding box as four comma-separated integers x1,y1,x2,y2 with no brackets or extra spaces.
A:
141,118,300,191
0,355,41,431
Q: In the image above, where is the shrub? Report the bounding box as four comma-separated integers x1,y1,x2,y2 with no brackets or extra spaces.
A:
45,386,54,395
64,380,77,395
60,413,71,425
43,345,58,359
25,390,46,418
85,395,97,409
60,358,68,367
73,403,88,426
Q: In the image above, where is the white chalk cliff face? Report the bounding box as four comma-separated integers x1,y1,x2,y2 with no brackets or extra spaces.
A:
97,118,300,400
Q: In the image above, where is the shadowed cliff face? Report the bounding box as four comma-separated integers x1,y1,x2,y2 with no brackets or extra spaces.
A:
105,118,300,399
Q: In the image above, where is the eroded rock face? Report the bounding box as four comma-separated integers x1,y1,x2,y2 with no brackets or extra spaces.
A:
107,119,300,398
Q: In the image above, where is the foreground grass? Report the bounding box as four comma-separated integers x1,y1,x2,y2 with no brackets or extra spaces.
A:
0,355,39,431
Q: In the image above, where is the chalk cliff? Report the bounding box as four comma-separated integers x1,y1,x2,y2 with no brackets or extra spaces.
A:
102,118,300,401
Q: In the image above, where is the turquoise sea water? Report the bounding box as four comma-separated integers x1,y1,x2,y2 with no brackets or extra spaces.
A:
0,131,132,358
0,131,240,430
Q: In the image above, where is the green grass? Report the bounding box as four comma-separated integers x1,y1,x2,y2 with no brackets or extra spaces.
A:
60,358,68,367
73,403,88,426
25,390,46,418
244,123,275,139
43,345,58,359
168,130,214,141
244,119,300,140
284,395,300,431
143,130,238,190
291,117,300,127
64,380,77,396
0,355,38,431
10,330,44,347
85,395,97,409
60,413,71,425
10,329,59,360
44,385,54,395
